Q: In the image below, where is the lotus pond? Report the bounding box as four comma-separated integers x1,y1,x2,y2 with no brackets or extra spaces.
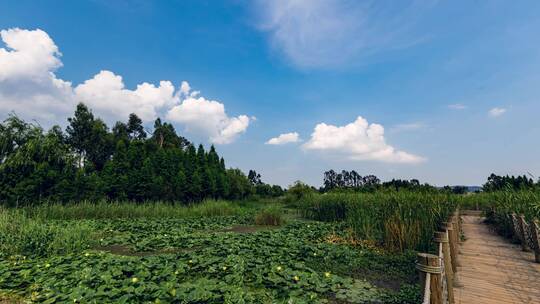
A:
1,209,420,303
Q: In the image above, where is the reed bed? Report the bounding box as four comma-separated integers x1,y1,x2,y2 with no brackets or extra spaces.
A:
299,191,457,252
18,199,247,220
462,190,540,238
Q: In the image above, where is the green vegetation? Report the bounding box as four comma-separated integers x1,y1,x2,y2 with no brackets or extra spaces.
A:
0,104,283,206
4,117,539,304
461,190,540,238
298,191,456,252
254,206,285,226
0,201,420,303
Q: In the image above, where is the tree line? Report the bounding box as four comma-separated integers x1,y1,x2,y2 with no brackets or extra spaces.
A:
482,173,537,192
0,103,282,206
321,169,437,192
322,170,540,193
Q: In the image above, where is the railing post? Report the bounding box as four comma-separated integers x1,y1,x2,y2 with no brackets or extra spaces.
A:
530,219,540,263
444,221,463,287
454,210,462,244
417,253,444,304
519,215,531,252
434,231,455,304
511,213,521,243
451,214,462,253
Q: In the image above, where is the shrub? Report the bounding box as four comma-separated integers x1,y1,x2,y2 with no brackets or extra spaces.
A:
254,207,284,226
0,209,95,257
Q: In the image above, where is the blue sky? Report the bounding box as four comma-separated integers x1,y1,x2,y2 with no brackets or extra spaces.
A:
1,0,540,187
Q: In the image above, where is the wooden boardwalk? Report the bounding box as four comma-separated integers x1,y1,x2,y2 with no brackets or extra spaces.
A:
455,215,540,304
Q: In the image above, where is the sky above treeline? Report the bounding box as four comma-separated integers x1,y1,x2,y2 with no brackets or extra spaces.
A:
1,0,540,187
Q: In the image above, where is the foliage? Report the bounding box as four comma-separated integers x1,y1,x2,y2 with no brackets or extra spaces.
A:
14,200,247,221
0,209,95,257
254,207,284,226
460,190,540,238
482,173,536,192
284,181,316,203
0,105,281,206
0,210,419,303
299,191,456,252
321,170,437,193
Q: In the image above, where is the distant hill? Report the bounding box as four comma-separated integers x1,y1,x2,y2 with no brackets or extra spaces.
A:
466,186,482,192
437,185,482,193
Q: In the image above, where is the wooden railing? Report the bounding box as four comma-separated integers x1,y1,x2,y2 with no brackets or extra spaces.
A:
416,210,462,304
510,213,540,263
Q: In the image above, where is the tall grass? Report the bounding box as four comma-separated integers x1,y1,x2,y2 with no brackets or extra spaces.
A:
461,190,540,238
299,191,457,252
0,209,96,257
21,199,247,220
0,200,253,257
254,206,285,226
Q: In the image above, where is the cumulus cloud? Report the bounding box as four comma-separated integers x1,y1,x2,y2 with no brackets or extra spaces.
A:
0,28,74,120
488,107,506,117
165,84,251,144
0,28,250,144
448,103,467,110
74,70,177,121
254,0,431,68
0,28,62,81
266,132,300,145
303,116,424,163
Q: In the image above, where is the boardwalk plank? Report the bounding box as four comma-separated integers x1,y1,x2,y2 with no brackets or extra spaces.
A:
455,215,540,304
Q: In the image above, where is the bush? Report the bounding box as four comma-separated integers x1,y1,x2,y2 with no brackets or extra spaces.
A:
0,209,95,257
284,181,316,205
254,207,284,226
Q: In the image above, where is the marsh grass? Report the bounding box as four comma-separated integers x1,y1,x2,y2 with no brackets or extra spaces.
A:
461,190,540,238
299,191,456,252
0,209,96,257
0,200,254,257
254,206,285,226
21,199,247,220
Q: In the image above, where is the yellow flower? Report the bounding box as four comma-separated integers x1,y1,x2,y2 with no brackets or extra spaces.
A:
45,263,51,268
84,253,90,257
222,266,227,271
293,275,300,281
188,260,193,264
174,270,179,275
325,272,331,278
131,277,139,283
276,266,282,271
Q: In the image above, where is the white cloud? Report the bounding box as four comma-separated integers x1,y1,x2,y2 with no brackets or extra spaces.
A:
448,103,467,110
266,132,300,145
0,28,74,120
488,107,506,117
74,70,177,121
303,116,424,163
0,28,62,81
0,28,251,144
254,0,431,68
165,85,251,144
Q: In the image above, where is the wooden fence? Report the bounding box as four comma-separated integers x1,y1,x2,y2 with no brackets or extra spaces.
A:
416,210,462,304
510,213,540,263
